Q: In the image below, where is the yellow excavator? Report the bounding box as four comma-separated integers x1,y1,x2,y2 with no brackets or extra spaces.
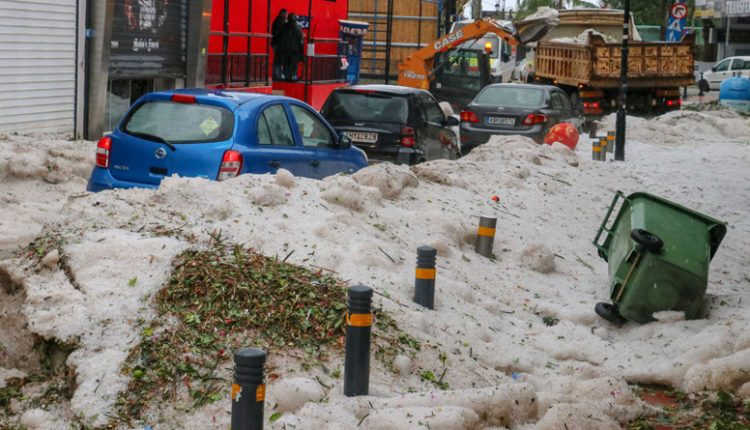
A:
397,13,558,109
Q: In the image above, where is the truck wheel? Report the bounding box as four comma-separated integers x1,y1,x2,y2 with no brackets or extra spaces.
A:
631,229,663,253
595,302,626,325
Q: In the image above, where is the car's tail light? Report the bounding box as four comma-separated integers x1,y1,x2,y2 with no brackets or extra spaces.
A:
218,150,242,181
583,101,600,110
95,136,112,168
460,111,479,123
665,99,681,107
171,94,196,104
522,114,547,125
400,126,416,147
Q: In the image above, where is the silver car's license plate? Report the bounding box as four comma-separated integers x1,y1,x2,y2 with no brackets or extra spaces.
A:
486,116,515,126
343,131,378,143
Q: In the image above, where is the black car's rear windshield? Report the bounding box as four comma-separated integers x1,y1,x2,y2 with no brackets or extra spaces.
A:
323,91,408,123
123,101,234,143
474,87,546,109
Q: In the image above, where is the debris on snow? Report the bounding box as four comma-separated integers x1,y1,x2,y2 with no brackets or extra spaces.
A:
319,175,380,211
521,244,556,274
352,163,418,199
275,168,296,189
271,377,327,413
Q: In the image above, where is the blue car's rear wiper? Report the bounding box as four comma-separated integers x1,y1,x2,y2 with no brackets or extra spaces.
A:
128,131,177,151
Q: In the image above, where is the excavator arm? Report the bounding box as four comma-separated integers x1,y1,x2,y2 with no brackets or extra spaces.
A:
397,19,518,90
396,12,559,91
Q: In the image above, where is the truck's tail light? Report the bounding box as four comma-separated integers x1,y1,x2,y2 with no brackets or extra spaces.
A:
583,101,602,114
95,136,112,168
665,99,681,107
460,111,479,123
522,114,547,125
218,150,243,180
400,126,416,147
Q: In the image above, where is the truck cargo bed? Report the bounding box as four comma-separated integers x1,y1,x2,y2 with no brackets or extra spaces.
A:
536,33,695,88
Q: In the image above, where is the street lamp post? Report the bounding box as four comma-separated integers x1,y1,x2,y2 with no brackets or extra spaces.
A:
615,0,630,161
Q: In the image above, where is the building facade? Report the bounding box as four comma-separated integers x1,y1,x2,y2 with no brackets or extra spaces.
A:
0,0,211,139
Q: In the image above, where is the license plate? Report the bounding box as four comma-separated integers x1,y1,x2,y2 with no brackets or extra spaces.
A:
343,131,378,144
486,116,515,126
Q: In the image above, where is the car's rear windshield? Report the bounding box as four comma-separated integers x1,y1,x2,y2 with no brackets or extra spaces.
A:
123,101,234,143
323,91,408,123
474,87,546,108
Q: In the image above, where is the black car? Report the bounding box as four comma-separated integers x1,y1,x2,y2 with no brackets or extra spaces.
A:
459,84,581,153
320,85,461,165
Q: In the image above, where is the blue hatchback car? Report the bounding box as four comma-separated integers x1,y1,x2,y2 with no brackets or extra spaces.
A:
87,89,368,191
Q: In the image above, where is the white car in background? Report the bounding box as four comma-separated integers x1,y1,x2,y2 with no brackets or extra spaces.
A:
701,56,750,91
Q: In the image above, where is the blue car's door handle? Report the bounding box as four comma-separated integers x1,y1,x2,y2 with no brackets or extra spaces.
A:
310,160,320,167
269,160,281,168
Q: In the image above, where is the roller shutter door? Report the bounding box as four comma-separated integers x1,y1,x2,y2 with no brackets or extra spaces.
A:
0,0,78,134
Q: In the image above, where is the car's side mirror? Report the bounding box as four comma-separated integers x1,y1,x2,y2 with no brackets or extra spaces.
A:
444,116,459,126
712,66,717,72
338,133,352,149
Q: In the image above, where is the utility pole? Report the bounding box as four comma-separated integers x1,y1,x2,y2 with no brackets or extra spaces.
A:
472,0,481,20
615,1,630,161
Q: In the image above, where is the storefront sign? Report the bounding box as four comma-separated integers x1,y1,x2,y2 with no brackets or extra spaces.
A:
110,0,188,78
727,0,750,16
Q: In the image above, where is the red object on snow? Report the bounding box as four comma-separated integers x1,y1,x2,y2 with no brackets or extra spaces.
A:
543,123,579,150
491,195,500,202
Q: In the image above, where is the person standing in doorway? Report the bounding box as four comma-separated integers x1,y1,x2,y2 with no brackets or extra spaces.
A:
271,9,287,80
279,13,304,81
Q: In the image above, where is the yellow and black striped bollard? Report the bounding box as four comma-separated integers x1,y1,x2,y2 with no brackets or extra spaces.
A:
592,139,601,161
607,131,616,154
414,246,437,309
344,285,373,397
475,216,497,258
599,137,608,161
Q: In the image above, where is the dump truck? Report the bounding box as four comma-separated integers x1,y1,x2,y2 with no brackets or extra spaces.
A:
533,9,694,123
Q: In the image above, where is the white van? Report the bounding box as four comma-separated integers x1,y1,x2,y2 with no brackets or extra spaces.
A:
449,19,516,83
701,56,750,91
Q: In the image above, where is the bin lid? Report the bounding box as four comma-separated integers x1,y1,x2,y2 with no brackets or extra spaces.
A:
627,192,727,259
719,77,750,101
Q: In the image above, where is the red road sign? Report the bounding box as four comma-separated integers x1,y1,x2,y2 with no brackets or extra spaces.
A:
670,3,688,19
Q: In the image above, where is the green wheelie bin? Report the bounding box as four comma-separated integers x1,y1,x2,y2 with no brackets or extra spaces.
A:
592,191,727,324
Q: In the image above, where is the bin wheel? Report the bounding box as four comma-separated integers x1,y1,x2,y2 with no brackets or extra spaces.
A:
595,302,626,325
631,229,663,253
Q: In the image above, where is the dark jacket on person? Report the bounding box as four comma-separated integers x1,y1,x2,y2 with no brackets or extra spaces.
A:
278,20,304,63
271,14,286,48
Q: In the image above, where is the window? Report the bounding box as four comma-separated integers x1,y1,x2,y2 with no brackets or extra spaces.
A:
550,93,564,110
419,94,445,124
258,105,295,146
715,59,731,72
474,87,545,108
291,105,335,148
322,91,408,124
124,101,234,143
556,92,572,111
730,59,747,70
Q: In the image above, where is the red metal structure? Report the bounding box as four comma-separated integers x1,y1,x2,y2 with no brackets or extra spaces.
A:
207,0,349,109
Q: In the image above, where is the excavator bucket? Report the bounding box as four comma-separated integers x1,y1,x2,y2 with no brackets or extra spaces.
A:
514,7,560,44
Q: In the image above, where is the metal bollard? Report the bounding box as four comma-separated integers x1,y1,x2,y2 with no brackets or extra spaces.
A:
232,348,266,430
592,139,601,161
607,131,615,153
599,137,608,161
474,216,497,258
414,246,437,309
344,285,373,397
